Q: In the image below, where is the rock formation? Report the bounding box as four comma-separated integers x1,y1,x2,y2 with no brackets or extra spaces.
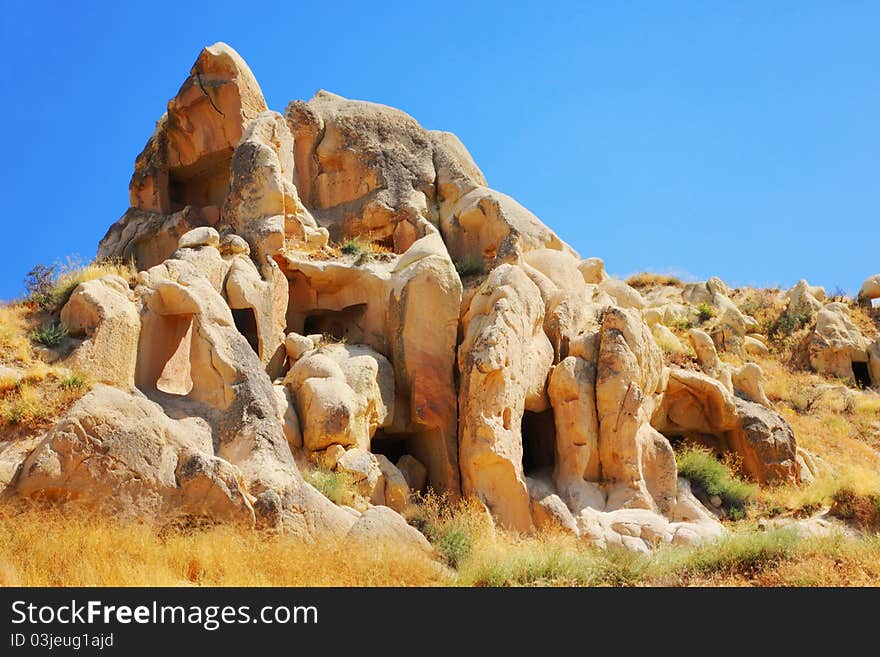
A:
3,42,835,553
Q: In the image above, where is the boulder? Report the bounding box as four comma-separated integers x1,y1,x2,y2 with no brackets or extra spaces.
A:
15,386,254,523
809,302,870,383
345,506,433,555
729,398,799,484
336,448,384,505
285,343,394,452
60,275,140,389
375,454,411,513
578,257,608,284
396,455,427,494
457,264,554,530
858,274,880,305
598,278,646,310
596,307,677,513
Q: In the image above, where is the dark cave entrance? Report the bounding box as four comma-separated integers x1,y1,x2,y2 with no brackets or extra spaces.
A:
370,429,411,464
167,149,233,211
853,361,872,389
302,303,368,342
521,409,557,477
232,307,260,355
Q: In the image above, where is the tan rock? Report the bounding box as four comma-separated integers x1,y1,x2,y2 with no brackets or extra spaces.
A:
458,264,554,530
396,454,427,495
658,368,739,436
336,448,384,504
375,454,411,513
578,257,608,284
60,275,140,389
809,302,870,382
598,278,646,310
179,226,220,249
547,354,605,511
272,384,302,451
732,362,772,407
729,398,798,484
16,386,254,523
285,343,394,452
858,274,880,304
345,506,433,555
596,307,677,513
785,279,824,317
743,335,770,356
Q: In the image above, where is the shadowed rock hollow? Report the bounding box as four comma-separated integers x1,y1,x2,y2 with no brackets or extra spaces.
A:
7,41,846,553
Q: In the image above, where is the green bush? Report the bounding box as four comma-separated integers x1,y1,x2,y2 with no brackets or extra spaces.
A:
30,322,68,347
339,238,373,256
771,311,812,338
675,446,757,518
454,256,485,277
59,374,87,390
302,467,358,507
407,493,488,569
696,302,716,323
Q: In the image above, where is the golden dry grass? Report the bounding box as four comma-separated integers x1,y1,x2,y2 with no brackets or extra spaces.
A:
0,508,448,587
625,272,684,289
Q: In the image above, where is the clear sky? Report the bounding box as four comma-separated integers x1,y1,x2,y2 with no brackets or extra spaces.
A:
1,1,877,301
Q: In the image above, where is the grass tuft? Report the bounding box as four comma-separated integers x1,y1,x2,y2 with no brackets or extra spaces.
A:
30,321,68,347
626,272,683,289
301,467,359,508
454,256,485,278
676,446,757,518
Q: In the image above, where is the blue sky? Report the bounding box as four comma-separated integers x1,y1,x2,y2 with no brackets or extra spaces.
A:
1,1,877,301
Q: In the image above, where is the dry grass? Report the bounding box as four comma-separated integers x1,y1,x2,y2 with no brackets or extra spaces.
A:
26,257,136,313
0,305,31,366
0,507,448,587
626,272,684,289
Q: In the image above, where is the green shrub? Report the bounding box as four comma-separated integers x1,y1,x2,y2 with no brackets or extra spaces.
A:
675,446,757,517
302,467,358,507
653,528,799,579
339,237,386,257
696,302,716,323
771,311,812,338
407,492,488,569
59,374,87,390
454,256,485,277
30,322,68,347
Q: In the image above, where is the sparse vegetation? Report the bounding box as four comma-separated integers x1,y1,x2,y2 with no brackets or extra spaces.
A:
771,311,812,339
454,255,485,277
29,321,68,347
829,488,880,530
696,301,716,323
338,237,390,257
407,492,489,568
23,257,136,313
301,467,359,508
676,446,757,519
626,272,683,289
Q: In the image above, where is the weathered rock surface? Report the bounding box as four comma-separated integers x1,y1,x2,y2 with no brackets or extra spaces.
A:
5,41,820,553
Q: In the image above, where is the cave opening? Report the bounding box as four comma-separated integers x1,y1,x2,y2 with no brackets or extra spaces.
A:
853,361,872,389
370,429,411,464
137,313,195,397
167,149,233,211
302,303,368,343
232,307,260,355
521,409,557,477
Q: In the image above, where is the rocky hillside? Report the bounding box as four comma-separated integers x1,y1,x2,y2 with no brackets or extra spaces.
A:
1,43,879,568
